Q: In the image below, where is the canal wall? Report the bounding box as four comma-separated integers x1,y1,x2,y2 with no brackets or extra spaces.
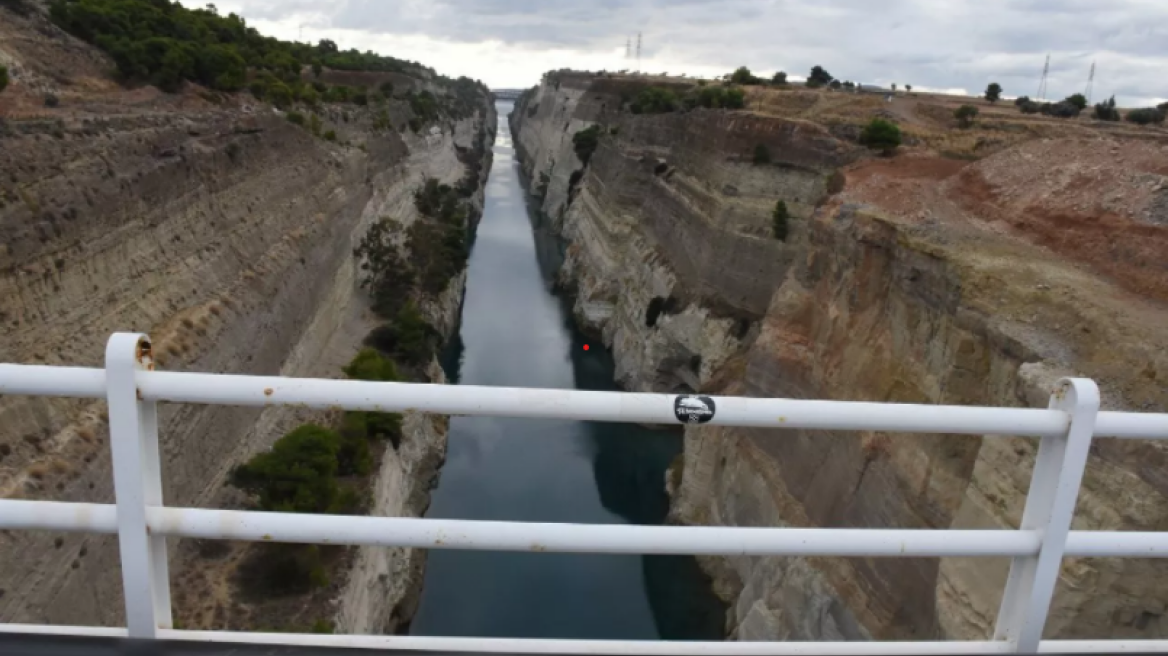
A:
509,71,1168,642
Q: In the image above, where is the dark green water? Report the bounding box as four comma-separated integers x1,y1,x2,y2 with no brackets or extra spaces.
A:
409,102,726,640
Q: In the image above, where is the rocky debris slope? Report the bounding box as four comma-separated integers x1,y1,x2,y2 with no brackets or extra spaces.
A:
0,2,494,631
512,71,1168,642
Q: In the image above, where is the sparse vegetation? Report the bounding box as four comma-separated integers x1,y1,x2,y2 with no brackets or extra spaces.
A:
985,82,1002,103
573,125,602,164
285,111,305,126
772,201,790,241
323,130,337,141
860,118,902,155
955,104,979,127
752,144,771,165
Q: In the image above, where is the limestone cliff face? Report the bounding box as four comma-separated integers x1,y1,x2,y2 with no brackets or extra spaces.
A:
0,4,495,630
512,73,1168,642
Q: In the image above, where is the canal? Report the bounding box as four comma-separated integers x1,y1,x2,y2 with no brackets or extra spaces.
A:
409,102,726,640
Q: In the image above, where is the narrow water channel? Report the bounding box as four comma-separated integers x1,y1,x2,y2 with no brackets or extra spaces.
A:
410,102,726,640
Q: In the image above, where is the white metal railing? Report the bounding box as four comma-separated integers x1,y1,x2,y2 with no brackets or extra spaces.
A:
0,333,1167,655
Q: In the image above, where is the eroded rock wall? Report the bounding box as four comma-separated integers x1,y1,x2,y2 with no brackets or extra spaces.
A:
512,73,1168,643
0,5,495,628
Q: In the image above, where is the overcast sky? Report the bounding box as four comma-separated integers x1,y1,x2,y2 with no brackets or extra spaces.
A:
186,0,1167,106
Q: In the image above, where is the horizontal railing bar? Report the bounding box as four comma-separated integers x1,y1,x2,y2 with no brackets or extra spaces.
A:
4,501,1168,558
3,364,1166,438
0,500,117,534
146,507,1039,556
2,626,1168,654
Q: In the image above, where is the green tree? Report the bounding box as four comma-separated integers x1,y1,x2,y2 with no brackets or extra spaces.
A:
723,87,745,109
955,104,979,127
860,117,902,155
985,82,1002,103
730,66,761,85
1064,93,1088,111
230,425,341,513
300,84,319,106
752,144,771,165
807,65,832,88
0,65,9,93
572,125,602,164
772,71,788,85
772,201,790,241
905,84,912,93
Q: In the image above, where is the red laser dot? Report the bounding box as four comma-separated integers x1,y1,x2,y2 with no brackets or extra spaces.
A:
583,344,590,351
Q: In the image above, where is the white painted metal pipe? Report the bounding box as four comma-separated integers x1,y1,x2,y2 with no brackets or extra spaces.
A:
0,365,105,398
1064,532,1168,558
0,500,117,534
1,364,1166,438
1,624,1166,655
146,506,1035,557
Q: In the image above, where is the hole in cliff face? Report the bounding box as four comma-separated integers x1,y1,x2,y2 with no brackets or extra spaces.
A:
646,296,684,328
654,161,668,176
733,318,752,340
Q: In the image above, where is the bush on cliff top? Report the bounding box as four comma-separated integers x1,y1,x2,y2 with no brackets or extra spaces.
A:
48,0,432,92
630,87,678,114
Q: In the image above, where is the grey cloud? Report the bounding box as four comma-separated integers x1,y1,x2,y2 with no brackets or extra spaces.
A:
230,0,1168,105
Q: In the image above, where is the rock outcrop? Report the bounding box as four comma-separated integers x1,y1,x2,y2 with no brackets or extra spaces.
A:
0,3,494,631
512,72,1168,642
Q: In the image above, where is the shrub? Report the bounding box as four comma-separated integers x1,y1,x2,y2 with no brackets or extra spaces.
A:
230,424,341,513
772,201,789,241
772,71,787,85
723,87,745,109
1014,96,1031,106
267,81,292,108
285,111,305,126
1019,100,1041,114
44,93,60,108
0,65,8,93
309,113,322,137
311,60,322,78
830,80,842,90
323,129,337,141
368,303,438,367
985,82,1002,103
311,620,334,634
807,65,833,87
573,125,602,164
630,87,678,114
380,81,394,97
752,144,771,165
860,118,902,154
955,104,979,127
1126,107,1165,125
1042,101,1081,119
352,91,368,106
299,85,319,106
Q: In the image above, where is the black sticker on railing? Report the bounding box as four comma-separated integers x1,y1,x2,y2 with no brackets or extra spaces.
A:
674,395,716,424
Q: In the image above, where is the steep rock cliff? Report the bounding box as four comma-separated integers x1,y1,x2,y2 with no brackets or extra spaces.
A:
0,4,495,631
512,72,1168,642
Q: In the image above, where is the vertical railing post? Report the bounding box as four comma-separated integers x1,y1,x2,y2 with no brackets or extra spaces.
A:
993,377,1099,653
106,333,172,638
